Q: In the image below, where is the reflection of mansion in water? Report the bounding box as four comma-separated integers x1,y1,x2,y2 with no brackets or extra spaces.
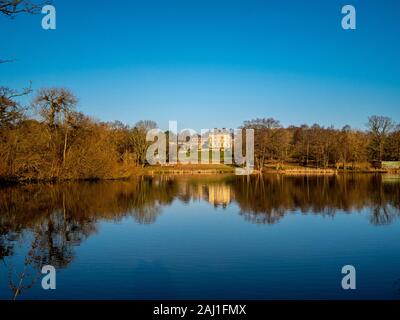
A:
207,184,232,208
207,129,233,151
178,182,233,208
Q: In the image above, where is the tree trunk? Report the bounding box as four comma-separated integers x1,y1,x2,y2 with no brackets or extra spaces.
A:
63,129,68,166
306,143,309,166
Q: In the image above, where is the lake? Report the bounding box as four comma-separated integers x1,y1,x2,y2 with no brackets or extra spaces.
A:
1,174,400,300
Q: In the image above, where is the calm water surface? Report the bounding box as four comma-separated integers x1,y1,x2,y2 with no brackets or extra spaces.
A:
1,174,400,300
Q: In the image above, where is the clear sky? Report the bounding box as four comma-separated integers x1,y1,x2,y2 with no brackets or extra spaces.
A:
1,0,399,131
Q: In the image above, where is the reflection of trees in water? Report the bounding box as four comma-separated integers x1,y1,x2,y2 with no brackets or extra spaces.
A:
369,178,400,225
0,177,181,260
129,177,178,224
0,174,400,298
370,205,397,225
0,176,179,298
233,174,400,225
1,175,400,258
234,175,288,224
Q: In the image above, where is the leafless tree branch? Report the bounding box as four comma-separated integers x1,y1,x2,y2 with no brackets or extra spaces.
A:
0,59,16,64
0,0,49,18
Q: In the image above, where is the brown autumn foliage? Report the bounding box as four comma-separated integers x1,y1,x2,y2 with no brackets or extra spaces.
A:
243,116,399,170
0,87,156,181
1,1,399,179
1,87,399,181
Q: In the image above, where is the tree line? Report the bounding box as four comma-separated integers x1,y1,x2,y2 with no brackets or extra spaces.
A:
0,87,157,181
2,1,399,179
1,87,400,180
242,116,400,171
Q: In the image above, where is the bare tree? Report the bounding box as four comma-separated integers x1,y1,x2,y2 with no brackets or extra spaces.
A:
135,120,157,132
0,0,47,17
130,120,157,166
242,118,288,170
385,125,400,161
33,88,77,126
367,115,396,162
0,1,50,63
0,85,31,129
33,88,78,166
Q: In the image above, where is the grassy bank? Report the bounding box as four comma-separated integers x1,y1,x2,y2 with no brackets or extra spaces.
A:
133,163,400,176
134,164,400,176
2,163,399,186
257,162,400,175
130,164,236,176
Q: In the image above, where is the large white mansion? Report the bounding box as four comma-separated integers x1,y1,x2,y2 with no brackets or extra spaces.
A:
177,128,233,151
207,128,233,150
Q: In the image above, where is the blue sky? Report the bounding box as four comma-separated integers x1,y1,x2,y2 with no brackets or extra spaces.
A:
1,0,399,131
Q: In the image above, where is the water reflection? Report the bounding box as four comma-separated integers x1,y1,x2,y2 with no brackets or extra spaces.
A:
234,175,400,225
0,174,400,299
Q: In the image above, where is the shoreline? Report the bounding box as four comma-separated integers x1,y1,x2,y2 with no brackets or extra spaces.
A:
1,165,399,186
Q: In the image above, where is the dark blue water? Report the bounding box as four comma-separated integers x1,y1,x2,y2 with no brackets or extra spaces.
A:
1,174,400,300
